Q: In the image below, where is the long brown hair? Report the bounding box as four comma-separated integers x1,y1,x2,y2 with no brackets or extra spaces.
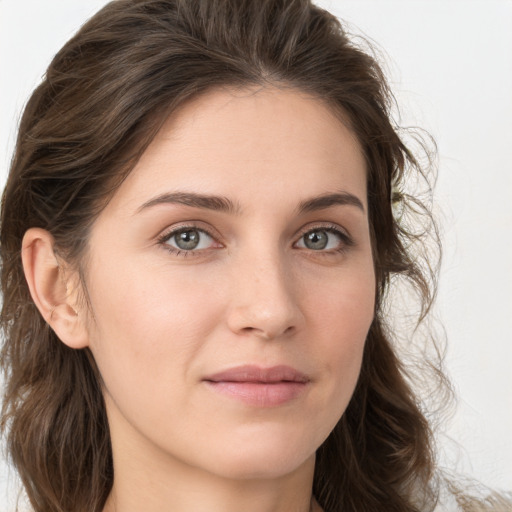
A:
0,1,450,511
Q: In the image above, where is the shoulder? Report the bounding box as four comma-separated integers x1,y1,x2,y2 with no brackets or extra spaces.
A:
434,478,512,512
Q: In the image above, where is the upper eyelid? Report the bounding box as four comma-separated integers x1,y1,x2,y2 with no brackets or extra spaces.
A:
158,222,220,242
294,222,352,241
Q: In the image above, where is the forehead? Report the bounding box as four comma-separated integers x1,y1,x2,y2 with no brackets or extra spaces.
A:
107,86,367,214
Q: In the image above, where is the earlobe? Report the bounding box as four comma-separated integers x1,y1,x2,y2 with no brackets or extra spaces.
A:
21,228,89,349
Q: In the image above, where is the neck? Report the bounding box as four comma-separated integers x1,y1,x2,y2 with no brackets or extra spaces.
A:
103,459,317,512
103,431,318,512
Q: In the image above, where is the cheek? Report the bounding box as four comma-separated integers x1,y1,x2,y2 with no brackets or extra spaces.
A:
306,261,375,404
85,259,225,390
308,255,375,335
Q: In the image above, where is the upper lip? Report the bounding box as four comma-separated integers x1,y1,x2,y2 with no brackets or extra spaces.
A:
204,365,310,383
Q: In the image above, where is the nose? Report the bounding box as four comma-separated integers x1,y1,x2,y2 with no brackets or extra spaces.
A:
226,250,304,341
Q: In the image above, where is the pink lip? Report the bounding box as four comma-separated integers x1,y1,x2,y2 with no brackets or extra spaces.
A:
203,365,310,407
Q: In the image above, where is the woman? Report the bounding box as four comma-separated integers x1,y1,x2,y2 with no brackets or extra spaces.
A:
0,1,509,511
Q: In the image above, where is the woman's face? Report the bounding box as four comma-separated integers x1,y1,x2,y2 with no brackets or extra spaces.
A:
82,86,375,480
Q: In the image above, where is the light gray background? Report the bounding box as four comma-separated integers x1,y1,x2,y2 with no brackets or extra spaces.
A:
0,0,511,508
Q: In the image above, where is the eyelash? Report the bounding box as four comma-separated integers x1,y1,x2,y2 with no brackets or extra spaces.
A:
157,223,354,258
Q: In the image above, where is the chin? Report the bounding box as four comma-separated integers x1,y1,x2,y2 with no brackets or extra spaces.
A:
196,426,321,481
211,451,314,481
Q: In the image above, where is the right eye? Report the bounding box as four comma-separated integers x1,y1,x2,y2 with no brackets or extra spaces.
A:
158,226,221,256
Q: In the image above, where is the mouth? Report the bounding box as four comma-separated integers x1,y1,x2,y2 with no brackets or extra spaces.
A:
203,365,310,407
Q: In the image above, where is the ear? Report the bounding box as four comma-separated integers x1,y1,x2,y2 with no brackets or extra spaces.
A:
21,228,89,349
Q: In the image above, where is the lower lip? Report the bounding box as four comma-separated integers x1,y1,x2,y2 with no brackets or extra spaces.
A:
205,381,307,407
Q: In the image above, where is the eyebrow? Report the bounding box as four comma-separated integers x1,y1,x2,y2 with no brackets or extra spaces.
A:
297,192,365,214
137,191,241,215
136,190,365,215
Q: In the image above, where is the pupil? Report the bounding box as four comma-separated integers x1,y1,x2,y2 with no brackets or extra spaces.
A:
176,230,200,250
305,231,328,250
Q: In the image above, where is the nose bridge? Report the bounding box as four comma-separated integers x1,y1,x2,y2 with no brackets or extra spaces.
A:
227,242,302,340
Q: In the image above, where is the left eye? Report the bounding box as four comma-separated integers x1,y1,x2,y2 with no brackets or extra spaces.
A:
295,229,343,251
164,228,215,251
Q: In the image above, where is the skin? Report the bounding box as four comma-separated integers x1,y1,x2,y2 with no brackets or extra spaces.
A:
25,85,376,512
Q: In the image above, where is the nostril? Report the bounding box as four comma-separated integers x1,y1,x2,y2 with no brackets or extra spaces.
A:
241,326,271,340
239,324,295,340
